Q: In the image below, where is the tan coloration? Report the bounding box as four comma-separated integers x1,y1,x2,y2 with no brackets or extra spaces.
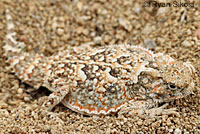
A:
160,62,194,87
4,7,195,117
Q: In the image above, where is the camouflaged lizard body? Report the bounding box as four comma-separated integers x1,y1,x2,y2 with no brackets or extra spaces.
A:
4,8,195,116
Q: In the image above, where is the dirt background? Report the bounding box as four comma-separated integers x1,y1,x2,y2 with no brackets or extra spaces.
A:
0,0,200,133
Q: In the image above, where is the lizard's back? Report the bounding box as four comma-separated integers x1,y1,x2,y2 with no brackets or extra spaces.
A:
43,45,157,115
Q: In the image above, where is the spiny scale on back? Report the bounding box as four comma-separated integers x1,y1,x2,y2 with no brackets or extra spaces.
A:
4,8,195,116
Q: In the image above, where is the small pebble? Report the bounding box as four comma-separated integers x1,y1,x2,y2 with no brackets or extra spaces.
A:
94,36,102,44
182,40,191,47
195,28,200,40
118,18,132,32
56,28,64,35
137,120,143,125
17,88,24,94
144,39,157,49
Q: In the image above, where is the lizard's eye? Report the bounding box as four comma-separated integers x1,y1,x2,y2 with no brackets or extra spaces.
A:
168,84,177,90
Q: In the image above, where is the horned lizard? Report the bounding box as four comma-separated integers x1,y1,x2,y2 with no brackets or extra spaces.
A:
4,8,195,117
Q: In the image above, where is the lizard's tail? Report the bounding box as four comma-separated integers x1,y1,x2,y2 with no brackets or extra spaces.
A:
4,7,26,57
3,7,45,89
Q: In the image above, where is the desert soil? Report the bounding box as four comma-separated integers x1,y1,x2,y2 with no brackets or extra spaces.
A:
0,0,200,133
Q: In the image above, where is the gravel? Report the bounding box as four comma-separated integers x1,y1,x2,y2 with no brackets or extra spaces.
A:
0,0,200,133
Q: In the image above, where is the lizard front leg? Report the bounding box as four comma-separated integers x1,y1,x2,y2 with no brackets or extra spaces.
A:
41,85,69,111
118,100,179,118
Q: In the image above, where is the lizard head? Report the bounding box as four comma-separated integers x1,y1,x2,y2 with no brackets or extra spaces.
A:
146,53,195,101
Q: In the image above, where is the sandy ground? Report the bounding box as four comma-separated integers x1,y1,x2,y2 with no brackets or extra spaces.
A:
0,0,200,133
